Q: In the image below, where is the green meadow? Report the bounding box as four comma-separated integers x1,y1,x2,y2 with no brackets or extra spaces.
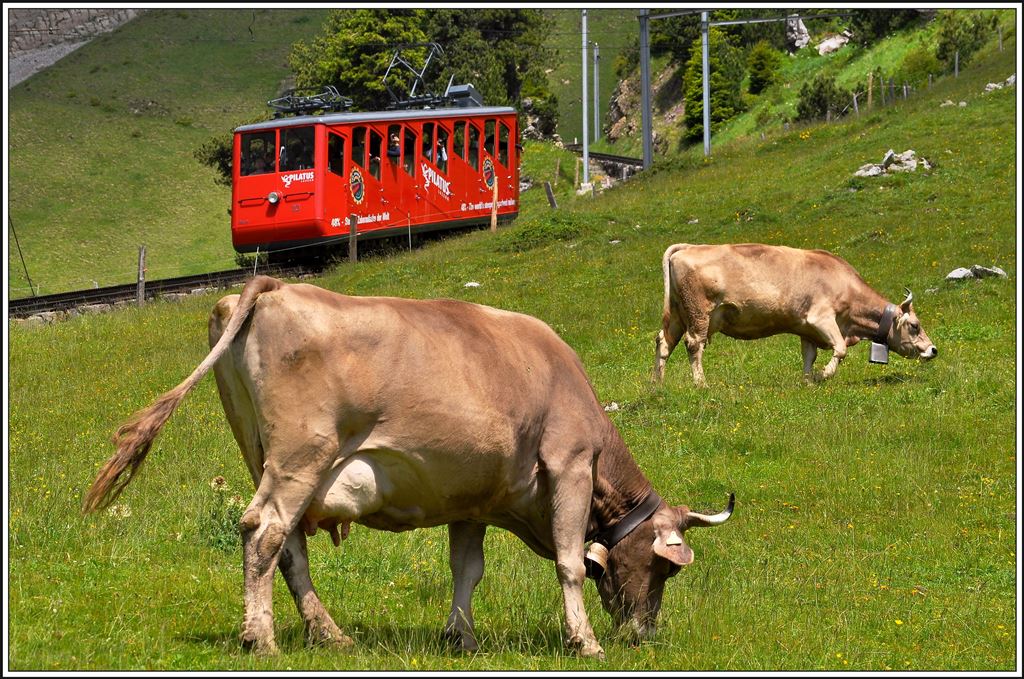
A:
6,8,1019,672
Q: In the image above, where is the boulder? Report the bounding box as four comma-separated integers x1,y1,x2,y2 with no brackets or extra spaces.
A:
817,30,851,56
786,15,811,51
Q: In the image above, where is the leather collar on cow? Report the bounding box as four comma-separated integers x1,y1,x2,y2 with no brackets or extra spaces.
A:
874,303,899,345
588,489,663,549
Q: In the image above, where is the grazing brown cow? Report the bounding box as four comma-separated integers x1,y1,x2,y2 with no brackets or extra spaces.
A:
653,243,938,386
83,275,734,659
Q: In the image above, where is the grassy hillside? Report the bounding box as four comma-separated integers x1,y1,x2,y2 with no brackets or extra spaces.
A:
7,8,329,297
7,19,1017,672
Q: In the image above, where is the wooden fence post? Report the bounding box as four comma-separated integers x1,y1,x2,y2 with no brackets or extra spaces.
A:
490,177,499,232
554,157,561,186
853,92,859,116
928,73,933,88
544,181,558,209
136,245,146,307
867,71,873,109
955,51,959,78
349,215,358,263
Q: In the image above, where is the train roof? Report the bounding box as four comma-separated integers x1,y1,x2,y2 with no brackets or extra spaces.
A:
235,106,518,133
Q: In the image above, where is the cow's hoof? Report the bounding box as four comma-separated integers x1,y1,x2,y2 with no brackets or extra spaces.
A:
443,627,479,653
306,621,354,650
241,635,280,656
568,636,605,660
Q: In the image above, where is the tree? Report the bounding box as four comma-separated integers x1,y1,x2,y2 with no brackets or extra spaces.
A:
422,10,555,107
682,27,746,143
935,9,997,71
288,9,429,111
848,9,923,46
794,74,850,123
747,40,781,95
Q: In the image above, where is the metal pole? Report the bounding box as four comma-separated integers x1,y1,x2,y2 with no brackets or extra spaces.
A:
136,245,146,307
639,9,652,170
701,11,711,157
581,10,589,186
593,41,600,144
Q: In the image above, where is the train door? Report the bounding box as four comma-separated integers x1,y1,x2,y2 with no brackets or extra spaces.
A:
276,126,317,233
323,129,349,238
418,121,456,226
348,125,388,231
382,122,420,231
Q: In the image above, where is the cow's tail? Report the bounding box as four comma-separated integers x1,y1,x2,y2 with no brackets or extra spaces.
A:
660,243,691,326
82,275,285,514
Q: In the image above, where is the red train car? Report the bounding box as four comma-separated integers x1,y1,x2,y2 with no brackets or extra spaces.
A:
231,103,520,256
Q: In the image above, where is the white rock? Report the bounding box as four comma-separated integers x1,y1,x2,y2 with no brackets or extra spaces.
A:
969,265,1007,279
946,267,974,280
464,281,481,288
604,402,620,412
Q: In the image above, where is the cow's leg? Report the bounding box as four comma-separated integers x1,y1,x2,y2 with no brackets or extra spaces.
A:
444,521,487,652
800,338,818,381
807,318,847,380
547,458,604,659
653,314,684,382
278,529,354,649
239,443,337,655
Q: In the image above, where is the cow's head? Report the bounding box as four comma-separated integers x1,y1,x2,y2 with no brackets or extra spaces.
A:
891,289,938,361
589,494,734,642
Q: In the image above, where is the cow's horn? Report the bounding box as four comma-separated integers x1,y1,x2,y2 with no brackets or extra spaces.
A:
901,288,913,307
685,493,736,528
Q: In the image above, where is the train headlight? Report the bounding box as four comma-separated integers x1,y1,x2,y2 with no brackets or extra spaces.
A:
267,191,280,205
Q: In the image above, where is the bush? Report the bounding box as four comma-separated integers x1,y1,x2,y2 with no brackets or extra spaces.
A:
747,40,782,95
898,45,943,86
494,213,583,253
935,10,998,70
794,74,851,122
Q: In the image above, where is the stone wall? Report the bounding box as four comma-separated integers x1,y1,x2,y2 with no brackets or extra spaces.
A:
7,8,144,58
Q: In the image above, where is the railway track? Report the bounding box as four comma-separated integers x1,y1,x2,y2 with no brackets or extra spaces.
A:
8,265,315,319
563,144,644,168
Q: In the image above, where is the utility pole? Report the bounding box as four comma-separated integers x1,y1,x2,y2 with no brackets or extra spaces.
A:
639,9,652,170
593,41,600,144
581,9,589,185
701,11,711,157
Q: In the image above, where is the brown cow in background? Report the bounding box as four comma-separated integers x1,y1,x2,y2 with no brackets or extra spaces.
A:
653,243,938,386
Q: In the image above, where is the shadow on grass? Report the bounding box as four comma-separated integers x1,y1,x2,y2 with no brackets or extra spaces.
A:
178,618,569,658
860,372,918,386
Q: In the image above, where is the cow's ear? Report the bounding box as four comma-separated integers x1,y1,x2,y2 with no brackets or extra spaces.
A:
652,527,694,566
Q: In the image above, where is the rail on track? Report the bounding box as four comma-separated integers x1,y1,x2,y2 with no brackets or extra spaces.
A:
8,265,314,319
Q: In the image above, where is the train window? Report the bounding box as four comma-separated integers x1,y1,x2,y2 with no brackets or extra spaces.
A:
403,128,416,177
436,126,449,173
351,126,366,168
387,124,401,163
453,121,466,161
241,131,276,176
484,120,496,158
281,127,314,171
369,129,383,180
468,124,480,171
499,122,510,167
422,123,435,164
327,133,345,177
